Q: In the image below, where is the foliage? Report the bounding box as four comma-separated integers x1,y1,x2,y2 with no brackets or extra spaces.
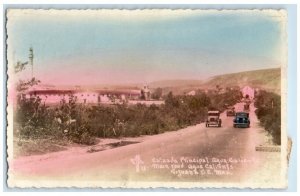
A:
80,91,214,138
16,77,41,92
15,95,59,139
15,86,242,145
16,95,96,145
140,89,146,100
151,87,163,100
208,88,242,111
14,61,28,73
255,90,281,145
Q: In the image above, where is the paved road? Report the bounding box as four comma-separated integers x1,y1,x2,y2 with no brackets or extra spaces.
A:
10,102,282,188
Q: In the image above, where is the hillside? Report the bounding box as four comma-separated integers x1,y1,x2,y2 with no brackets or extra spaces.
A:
148,68,281,95
45,68,281,95
203,68,281,93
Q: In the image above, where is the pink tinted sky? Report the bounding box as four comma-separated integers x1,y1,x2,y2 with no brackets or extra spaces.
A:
9,10,285,86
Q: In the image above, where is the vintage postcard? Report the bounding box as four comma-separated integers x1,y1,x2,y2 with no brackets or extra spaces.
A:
6,9,288,188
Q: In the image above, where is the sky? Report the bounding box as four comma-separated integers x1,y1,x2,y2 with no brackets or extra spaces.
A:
7,9,286,86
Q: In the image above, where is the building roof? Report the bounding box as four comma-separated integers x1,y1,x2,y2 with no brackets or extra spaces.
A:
26,88,141,96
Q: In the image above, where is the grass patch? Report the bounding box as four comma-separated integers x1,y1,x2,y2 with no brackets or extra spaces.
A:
14,139,69,157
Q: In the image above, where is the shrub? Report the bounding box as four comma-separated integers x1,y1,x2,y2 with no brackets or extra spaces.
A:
151,88,163,100
86,94,210,138
15,95,97,145
208,88,242,111
15,88,242,144
15,95,57,139
255,90,281,145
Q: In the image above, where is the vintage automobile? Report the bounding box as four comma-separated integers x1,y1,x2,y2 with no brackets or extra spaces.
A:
226,106,235,116
233,112,250,128
206,111,222,127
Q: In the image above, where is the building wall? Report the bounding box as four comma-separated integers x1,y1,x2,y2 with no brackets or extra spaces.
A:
74,92,98,103
29,91,141,105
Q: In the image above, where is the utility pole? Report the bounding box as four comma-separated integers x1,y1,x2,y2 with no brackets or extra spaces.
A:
29,47,34,79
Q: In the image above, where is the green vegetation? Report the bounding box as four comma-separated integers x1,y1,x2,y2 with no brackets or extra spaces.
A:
254,90,281,145
15,88,242,147
208,88,242,111
15,95,96,145
151,87,163,99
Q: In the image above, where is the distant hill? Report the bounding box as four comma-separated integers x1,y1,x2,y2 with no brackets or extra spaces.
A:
45,68,281,95
148,68,281,95
203,68,281,93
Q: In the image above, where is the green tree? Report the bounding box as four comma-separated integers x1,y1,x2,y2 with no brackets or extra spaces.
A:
151,87,163,100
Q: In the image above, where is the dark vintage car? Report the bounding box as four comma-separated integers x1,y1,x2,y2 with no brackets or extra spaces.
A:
206,111,222,127
226,106,235,116
233,112,250,128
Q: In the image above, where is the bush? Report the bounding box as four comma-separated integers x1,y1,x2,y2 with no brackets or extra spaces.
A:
86,93,211,138
255,91,281,145
151,88,163,100
15,88,242,144
208,88,242,111
15,95,58,139
15,95,96,145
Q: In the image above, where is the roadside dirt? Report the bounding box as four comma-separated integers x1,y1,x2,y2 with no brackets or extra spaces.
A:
13,135,150,159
